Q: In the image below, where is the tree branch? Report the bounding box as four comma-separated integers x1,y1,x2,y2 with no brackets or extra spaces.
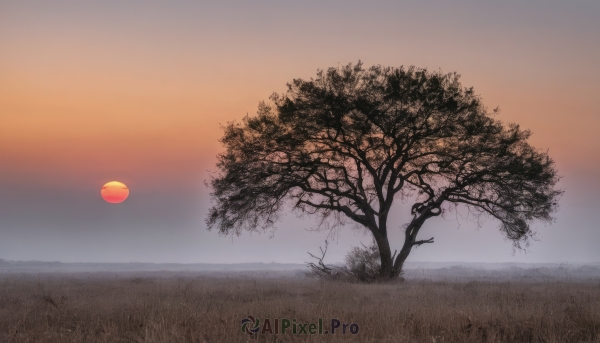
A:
412,237,434,246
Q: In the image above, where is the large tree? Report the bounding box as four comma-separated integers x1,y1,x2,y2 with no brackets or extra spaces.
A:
206,62,562,279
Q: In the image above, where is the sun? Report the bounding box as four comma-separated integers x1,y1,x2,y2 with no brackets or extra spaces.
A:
101,181,129,204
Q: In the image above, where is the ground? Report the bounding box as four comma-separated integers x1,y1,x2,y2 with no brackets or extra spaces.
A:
1,270,599,342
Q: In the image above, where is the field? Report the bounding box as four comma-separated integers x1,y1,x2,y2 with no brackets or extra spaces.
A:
1,269,600,342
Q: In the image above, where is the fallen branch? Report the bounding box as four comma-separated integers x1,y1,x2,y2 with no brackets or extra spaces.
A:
306,240,351,279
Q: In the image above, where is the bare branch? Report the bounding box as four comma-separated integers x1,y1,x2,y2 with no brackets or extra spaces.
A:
412,237,434,246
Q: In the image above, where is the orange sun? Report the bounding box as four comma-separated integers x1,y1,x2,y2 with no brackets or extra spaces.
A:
101,181,129,204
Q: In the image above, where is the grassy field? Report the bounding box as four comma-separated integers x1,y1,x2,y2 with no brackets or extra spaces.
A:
1,273,599,342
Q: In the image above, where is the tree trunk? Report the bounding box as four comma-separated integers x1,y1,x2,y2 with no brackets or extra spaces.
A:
392,214,430,277
372,201,441,279
372,220,423,279
374,234,394,278
393,233,416,277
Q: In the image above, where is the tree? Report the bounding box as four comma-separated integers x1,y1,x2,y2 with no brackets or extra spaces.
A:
206,62,562,279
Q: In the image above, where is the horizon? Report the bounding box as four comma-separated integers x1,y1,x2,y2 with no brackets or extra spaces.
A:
3,259,600,266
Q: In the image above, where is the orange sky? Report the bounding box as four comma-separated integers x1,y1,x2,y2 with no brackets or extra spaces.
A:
2,2,599,192
1,1,599,263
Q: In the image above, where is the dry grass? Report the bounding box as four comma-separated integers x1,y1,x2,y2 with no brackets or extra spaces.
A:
1,273,599,342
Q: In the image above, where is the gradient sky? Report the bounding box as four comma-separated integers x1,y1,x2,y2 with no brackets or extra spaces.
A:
1,0,599,264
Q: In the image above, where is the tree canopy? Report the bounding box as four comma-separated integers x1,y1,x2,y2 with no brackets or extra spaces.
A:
206,62,562,279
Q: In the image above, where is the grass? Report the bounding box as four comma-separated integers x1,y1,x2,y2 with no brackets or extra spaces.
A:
1,272,599,342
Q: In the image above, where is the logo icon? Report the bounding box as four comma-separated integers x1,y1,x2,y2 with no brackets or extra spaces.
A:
241,316,260,335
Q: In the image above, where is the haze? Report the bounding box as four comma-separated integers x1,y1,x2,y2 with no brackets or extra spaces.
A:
1,0,599,264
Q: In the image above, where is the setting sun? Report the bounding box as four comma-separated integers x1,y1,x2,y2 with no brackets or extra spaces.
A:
101,181,129,204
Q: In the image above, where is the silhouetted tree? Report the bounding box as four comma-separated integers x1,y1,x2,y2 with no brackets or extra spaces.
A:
206,62,562,279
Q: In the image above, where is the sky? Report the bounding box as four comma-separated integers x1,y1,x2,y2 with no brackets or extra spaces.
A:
1,0,599,264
